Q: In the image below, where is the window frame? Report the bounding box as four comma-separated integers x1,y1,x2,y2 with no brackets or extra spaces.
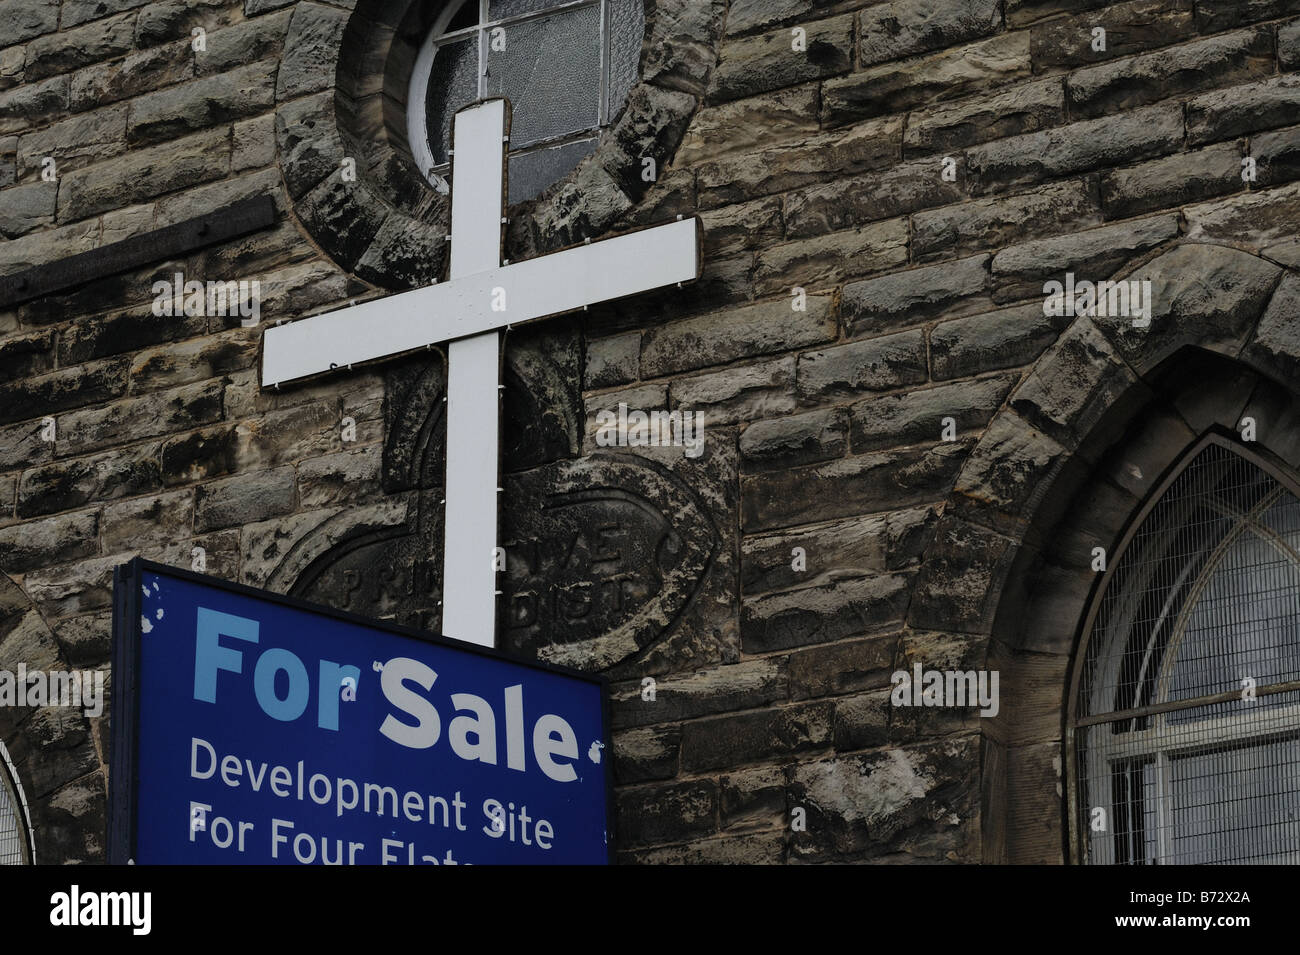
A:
405,0,622,196
0,738,33,865
1066,432,1300,865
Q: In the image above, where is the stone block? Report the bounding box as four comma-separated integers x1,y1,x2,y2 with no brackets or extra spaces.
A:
296,445,381,508
23,11,135,80
741,513,888,594
0,358,128,426
23,552,127,618
668,357,797,427
277,2,348,99
126,61,276,145
642,296,835,378
0,75,68,136
1184,181,1300,252
699,196,783,259
195,10,291,73
610,659,787,729
908,515,1016,633
681,701,833,771
619,832,785,864
70,41,194,111
129,328,259,394
739,406,848,471
194,465,295,531
796,329,928,400
100,488,193,552
0,509,99,573
16,104,128,179
964,102,1182,195
912,180,1099,262
742,441,970,533
903,78,1065,157
740,574,910,652
786,634,898,700
134,0,238,46
1090,242,1281,376
677,84,818,166
56,379,224,456
930,302,1064,381
584,331,641,390
720,764,787,831
990,214,1179,302
0,0,58,43
832,688,892,750
0,328,54,384
707,12,853,104
17,445,161,517
62,0,149,27
849,373,1018,453
612,726,681,783
1194,0,1300,32
697,115,901,208
822,33,1030,127
1099,142,1243,218
1029,0,1194,71
788,737,979,861
1066,27,1272,119
754,218,909,294
841,254,992,337
1187,74,1300,146
615,779,718,847
859,0,1000,68
58,127,229,222
784,157,967,239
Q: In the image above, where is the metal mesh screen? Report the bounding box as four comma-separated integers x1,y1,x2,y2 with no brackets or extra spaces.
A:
1074,440,1300,864
0,742,30,865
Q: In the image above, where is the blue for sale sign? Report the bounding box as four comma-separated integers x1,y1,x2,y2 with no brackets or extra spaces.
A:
108,559,613,865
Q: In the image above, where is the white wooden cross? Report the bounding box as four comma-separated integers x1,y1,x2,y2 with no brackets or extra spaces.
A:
261,98,701,648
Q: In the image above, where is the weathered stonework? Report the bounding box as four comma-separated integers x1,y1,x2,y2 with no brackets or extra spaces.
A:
5,0,1300,867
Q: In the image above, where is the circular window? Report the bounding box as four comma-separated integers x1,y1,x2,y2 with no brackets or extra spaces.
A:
407,0,645,206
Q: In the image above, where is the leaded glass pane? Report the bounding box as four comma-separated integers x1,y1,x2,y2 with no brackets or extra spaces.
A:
414,0,642,200
483,3,602,149
607,0,644,119
507,138,597,203
424,36,479,169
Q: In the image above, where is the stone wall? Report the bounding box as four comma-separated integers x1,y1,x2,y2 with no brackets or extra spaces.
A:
3,0,1300,863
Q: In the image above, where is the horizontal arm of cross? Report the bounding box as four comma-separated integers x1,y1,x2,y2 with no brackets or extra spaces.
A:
260,217,701,388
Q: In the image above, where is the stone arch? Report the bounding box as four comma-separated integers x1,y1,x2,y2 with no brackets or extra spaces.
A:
906,241,1300,863
274,0,723,289
0,572,107,863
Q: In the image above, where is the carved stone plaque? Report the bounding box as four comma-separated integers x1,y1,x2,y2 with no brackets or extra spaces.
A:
277,333,737,675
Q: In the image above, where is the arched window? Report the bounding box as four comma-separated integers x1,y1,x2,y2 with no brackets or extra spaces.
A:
406,0,645,204
1071,435,1300,864
0,739,32,864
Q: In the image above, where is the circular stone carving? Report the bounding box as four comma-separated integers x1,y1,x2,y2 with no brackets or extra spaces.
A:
275,0,723,290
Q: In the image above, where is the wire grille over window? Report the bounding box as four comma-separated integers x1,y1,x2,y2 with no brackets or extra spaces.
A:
1071,441,1300,867
0,741,30,865
1074,438,1300,864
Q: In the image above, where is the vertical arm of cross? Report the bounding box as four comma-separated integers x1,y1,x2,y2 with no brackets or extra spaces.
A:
441,100,508,647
